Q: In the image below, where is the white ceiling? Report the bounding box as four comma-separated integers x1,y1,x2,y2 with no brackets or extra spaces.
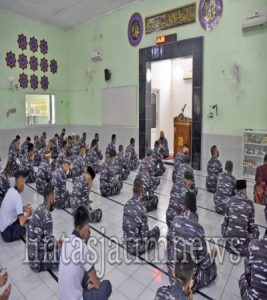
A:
0,0,141,29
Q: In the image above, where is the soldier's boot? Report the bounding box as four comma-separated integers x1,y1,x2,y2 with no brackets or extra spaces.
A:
160,166,166,175
89,209,102,223
147,226,160,250
153,177,160,190
154,168,161,177
144,195,158,212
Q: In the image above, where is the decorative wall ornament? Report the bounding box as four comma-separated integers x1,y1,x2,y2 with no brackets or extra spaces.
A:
40,39,48,54
6,51,16,68
199,0,223,31
18,34,27,50
128,12,143,47
50,59,58,74
40,58,48,72
29,37,38,52
145,3,196,34
40,75,49,90
19,73,28,89
30,74,38,90
30,56,38,71
18,54,28,70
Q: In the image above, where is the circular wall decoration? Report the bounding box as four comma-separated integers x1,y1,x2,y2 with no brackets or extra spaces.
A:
19,73,28,89
40,75,49,90
50,59,58,74
30,56,38,71
30,74,38,90
29,37,38,52
40,58,48,72
6,52,16,68
18,54,28,70
128,12,143,47
199,0,223,31
40,39,48,54
18,34,27,50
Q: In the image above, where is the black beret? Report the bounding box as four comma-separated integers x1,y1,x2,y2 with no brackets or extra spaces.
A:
236,180,247,190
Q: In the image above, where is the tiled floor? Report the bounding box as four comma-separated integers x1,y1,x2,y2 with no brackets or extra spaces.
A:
0,164,266,300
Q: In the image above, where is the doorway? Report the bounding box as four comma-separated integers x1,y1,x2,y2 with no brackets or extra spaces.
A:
139,37,203,170
150,57,193,155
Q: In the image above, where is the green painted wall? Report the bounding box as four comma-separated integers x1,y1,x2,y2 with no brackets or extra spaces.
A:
67,0,267,135
0,10,69,129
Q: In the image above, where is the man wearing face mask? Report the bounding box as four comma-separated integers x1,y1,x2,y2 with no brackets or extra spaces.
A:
36,151,53,195
28,184,61,272
206,145,223,193
123,178,160,256
71,166,102,223
72,145,86,181
59,205,112,300
0,172,32,242
100,149,123,197
52,158,71,209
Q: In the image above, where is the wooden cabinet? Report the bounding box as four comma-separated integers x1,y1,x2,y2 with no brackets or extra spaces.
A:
174,113,192,158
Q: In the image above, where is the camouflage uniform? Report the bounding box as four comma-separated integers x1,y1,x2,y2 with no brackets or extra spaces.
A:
85,148,101,173
19,141,29,160
221,192,260,256
34,142,42,167
166,181,192,228
8,144,19,175
167,211,217,292
51,167,70,209
58,134,65,148
214,172,236,215
173,162,195,186
158,137,169,158
105,142,116,162
206,157,223,193
122,194,160,256
100,161,123,197
95,142,103,160
152,147,166,177
20,153,36,183
28,203,59,272
0,172,10,207
172,152,189,183
155,282,188,300
125,145,139,171
56,148,67,169
36,159,52,196
239,237,267,300
139,157,160,190
70,175,102,223
72,155,86,180
116,153,130,181
71,143,81,161
39,136,46,149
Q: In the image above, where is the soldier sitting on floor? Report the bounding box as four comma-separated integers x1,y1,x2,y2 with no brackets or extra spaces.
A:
86,139,101,174
19,136,31,160
52,158,72,209
72,145,86,180
105,134,116,162
125,138,139,171
8,137,20,176
214,160,236,215
28,184,61,272
100,149,123,197
33,135,42,167
40,131,46,149
167,192,217,292
158,131,169,159
222,179,260,256
20,143,36,183
71,135,81,161
94,133,103,161
239,235,267,300
0,163,12,207
166,171,195,228
116,145,130,181
56,140,68,169
122,178,160,256
172,145,190,183
71,166,102,223
156,252,194,300
206,145,223,193
172,155,195,189
152,141,166,177
36,151,53,195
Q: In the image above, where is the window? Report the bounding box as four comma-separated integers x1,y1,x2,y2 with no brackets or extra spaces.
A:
25,94,56,125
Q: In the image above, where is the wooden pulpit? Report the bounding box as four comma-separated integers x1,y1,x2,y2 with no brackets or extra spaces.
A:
174,113,192,158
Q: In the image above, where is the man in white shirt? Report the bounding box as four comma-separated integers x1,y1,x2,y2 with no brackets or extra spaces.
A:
0,171,32,242
59,205,112,300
